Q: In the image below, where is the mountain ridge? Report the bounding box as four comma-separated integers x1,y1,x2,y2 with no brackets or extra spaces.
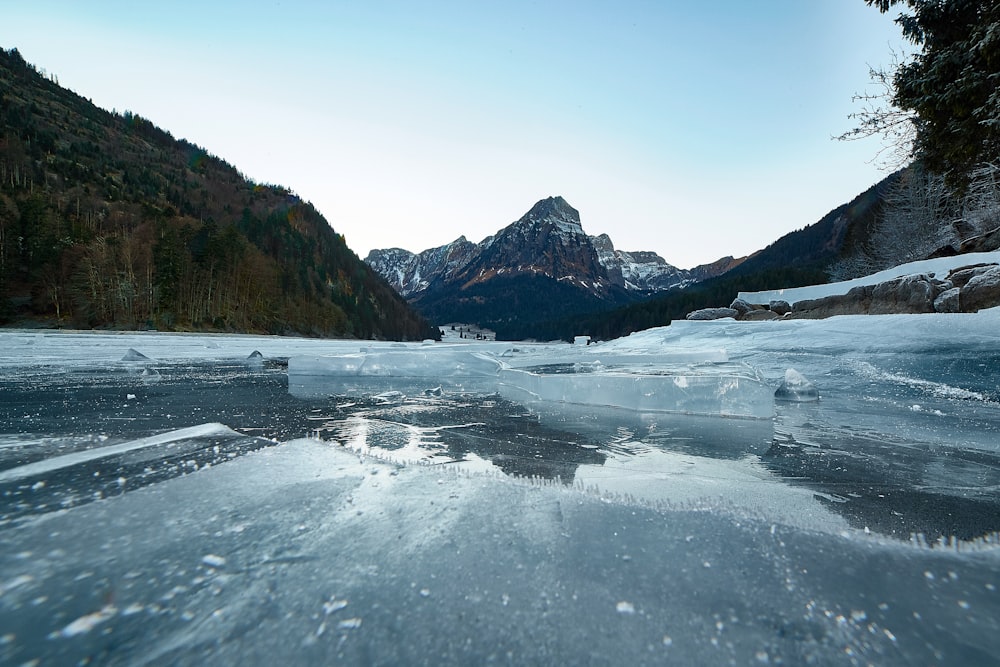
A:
0,47,438,340
366,197,740,300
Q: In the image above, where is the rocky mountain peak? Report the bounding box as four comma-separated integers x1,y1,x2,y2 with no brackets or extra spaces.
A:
519,196,584,235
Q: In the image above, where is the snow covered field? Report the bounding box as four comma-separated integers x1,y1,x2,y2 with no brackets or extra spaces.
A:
1,312,999,664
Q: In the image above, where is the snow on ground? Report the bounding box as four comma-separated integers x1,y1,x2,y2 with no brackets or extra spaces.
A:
738,250,1000,305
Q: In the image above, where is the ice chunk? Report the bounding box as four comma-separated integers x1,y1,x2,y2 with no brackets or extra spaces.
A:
288,348,502,397
244,350,265,370
121,348,150,362
201,554,226,568
140,367,161,383
59,605,117,637
774,368,819,402
498,363,773,419
289,349,501,378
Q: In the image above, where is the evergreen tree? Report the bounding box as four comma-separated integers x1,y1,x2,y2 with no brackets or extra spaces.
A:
865,1,1000,187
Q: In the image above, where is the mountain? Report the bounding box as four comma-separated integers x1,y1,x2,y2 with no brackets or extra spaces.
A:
589,233,699,292
367,203,729,299
365,196,742,337
366,196,738,337
407,196,635,335
0,47,437,340
364,236,480,298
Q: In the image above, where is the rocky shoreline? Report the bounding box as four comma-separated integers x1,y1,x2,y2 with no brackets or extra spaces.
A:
687,261,1000,321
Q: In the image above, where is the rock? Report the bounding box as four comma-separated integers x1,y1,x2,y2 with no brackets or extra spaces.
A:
960,266,1000,312
958,226,1000,254
789,285,874,319
928,244,960,258
934,287,961,313
729,297,754,316
768,299,791,316
869,274,947,314
685,307,739,321
740,309,780,321
945,263,997,289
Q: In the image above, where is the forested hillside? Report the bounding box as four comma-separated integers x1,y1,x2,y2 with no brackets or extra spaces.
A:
0,47,437,340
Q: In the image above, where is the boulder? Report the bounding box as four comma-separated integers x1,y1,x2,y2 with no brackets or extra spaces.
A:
934,287,961,313
768,299,792,316
685,307,739,321
789,285,873,319
729,297,755,316
740,309,780,321
960,266,1000,312
958,226,1000,254
869,273,947,314
945,263,997,289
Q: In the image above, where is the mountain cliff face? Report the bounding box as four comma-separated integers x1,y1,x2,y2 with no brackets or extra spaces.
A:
0,47,438,340
589,233,696,292
447,197,613,295
364,237,480,298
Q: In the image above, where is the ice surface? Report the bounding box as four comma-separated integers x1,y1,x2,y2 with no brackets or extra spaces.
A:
1,440,997,666
288,348,503,398
289,345,759,417
2,305,1000,664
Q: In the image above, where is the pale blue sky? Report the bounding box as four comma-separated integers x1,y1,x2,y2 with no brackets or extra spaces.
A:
5,1,906,268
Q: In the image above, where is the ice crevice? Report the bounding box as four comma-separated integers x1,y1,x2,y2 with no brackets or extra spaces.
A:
0,423,240,484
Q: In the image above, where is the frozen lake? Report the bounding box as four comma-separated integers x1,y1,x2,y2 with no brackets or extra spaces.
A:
1,317,999,665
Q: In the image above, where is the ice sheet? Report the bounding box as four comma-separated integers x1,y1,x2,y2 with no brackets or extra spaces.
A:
498,364,774,419
289,347,768,418
2,312,1000,664
288,349,502,377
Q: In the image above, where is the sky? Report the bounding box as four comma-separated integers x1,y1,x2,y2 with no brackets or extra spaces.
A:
5,1,909,269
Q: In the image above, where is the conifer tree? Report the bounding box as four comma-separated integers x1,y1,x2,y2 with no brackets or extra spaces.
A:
864,1,1000,188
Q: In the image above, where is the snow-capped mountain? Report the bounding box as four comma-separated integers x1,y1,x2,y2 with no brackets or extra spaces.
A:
364,236,480,298
364,195,741,338
589,233,696,292
366,196,700,299
444,196,614,297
